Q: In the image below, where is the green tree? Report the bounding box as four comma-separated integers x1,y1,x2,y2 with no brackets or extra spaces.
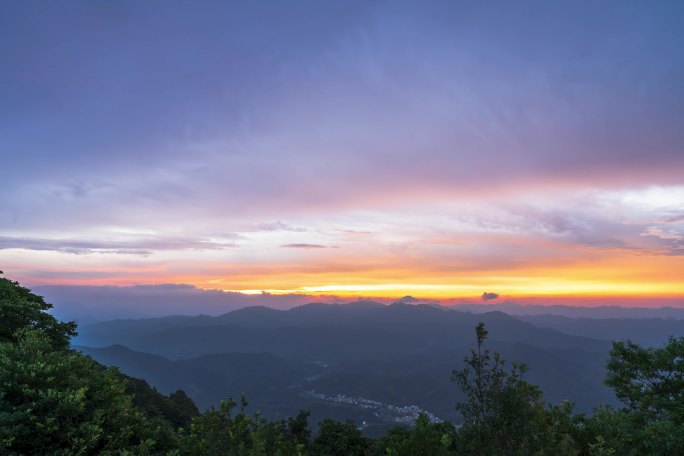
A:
605,337,684,418
588,337,684,455
180,397,252,455
0,276,184,455
452,323,568,455
0,274,76,349
285,410,311,449
371,426,411,456
124,376,199,429
180,396,310,456
371,413,456,456
180,397,310,456
310,419,370,456
249,411,310,456
0,328,174,455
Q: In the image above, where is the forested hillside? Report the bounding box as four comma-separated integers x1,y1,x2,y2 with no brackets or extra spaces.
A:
75,301,617,427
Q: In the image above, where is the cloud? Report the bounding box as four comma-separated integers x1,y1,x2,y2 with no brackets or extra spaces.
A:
642,226,683,242
2,1,684,235
1,2,683,295
281,243,330,249
481,292,499,301
664,214,684,223
0,236,238,255
250,221,307,232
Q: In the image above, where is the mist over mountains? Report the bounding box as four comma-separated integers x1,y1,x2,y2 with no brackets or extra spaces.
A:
71,300,684,435
39,284,317,323
43,284,684,325
452,301,684,319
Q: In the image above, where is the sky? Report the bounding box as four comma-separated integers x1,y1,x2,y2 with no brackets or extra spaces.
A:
1,0,683,313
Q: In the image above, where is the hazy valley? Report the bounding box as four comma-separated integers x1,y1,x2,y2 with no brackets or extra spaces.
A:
71,300,684,435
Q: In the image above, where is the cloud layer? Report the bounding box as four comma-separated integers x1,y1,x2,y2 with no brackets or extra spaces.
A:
0,1,682,304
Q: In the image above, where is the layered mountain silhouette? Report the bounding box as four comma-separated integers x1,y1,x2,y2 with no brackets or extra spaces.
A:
75,301,678,433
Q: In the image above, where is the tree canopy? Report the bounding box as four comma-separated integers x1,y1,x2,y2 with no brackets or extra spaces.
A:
0,274,76,348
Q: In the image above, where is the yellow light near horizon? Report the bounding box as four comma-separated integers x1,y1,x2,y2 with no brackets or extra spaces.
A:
9,224,681,303
301,284,481,293
208,247,684,300
221,279,682,299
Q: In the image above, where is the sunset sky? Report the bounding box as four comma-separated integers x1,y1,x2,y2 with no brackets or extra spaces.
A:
1,1,683,308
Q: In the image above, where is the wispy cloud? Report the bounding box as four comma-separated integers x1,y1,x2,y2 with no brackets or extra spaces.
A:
0,236,238,255
250,221,307,232
281,243,331,249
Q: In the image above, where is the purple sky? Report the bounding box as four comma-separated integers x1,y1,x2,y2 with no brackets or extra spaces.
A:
1,1,683,314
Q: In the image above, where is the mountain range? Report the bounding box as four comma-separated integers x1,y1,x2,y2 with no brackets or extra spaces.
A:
74,301,682,434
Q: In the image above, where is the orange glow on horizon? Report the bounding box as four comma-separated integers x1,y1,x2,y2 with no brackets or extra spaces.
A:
10,254,681,305
3,207,682,307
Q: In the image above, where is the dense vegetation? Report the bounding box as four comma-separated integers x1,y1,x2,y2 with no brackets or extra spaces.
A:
1,275,683,455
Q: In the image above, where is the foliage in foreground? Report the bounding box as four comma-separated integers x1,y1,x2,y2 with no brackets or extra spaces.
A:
1,274,683,455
